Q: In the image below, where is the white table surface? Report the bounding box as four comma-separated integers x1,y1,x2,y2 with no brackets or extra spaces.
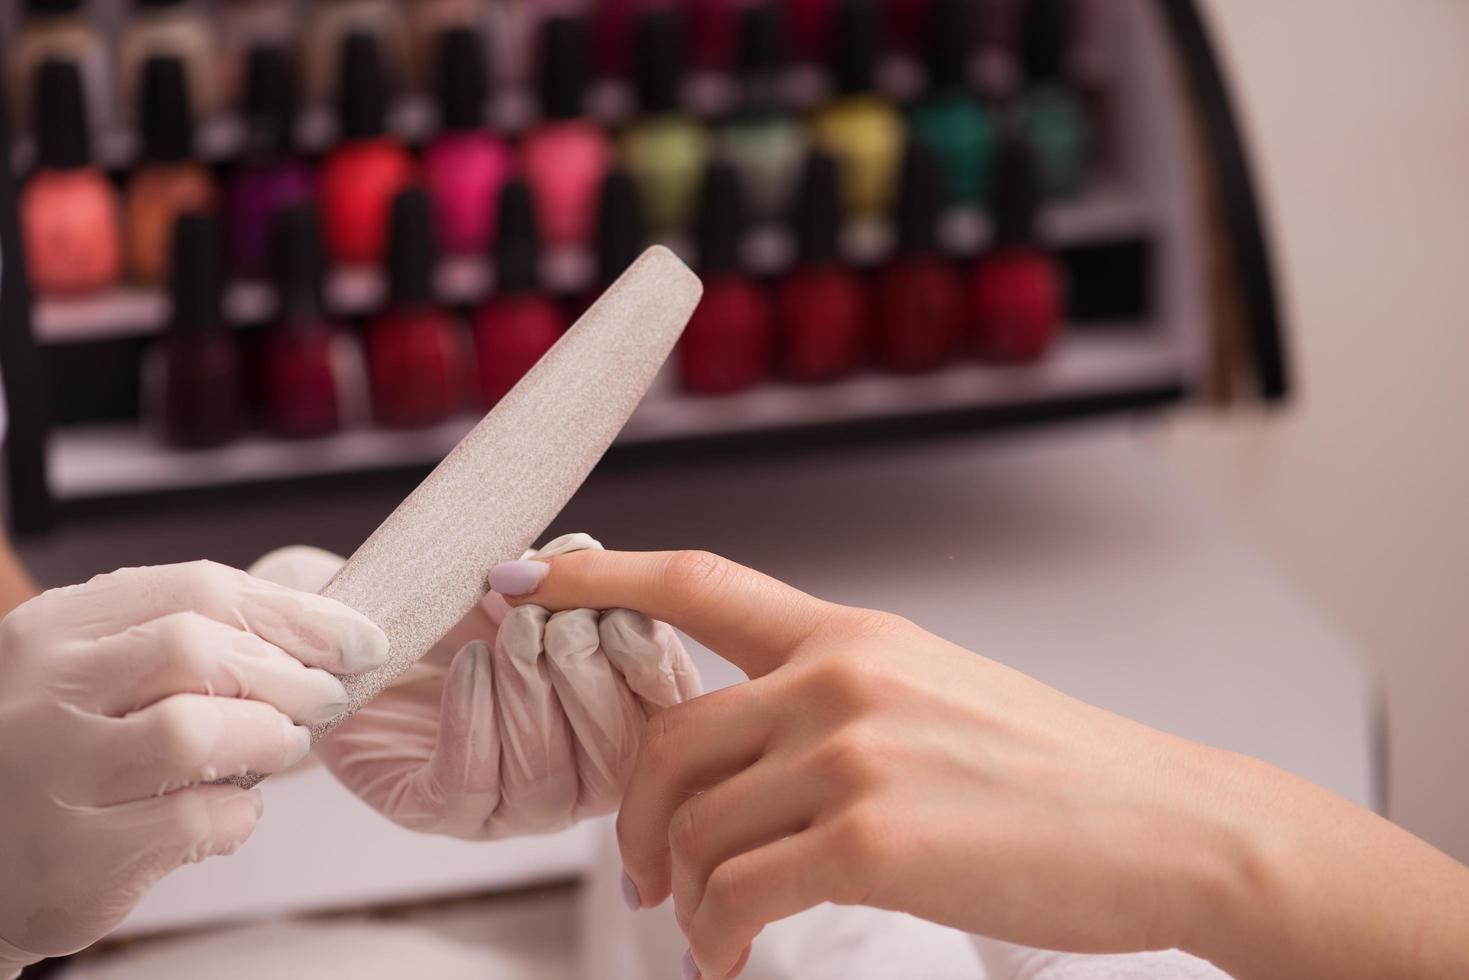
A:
103,423,1378,937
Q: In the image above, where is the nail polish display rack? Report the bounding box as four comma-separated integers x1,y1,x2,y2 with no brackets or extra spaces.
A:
0,0,1287,532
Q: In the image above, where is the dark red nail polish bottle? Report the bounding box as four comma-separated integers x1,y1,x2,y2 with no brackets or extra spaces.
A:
776,151,868,383
969,139,1064,362
367,186,467,427
680,160,774,395
472,179,567,407
160,211,244,448
260,203,343,438
874,141,966,373
320,32,415,266
572,166,647,321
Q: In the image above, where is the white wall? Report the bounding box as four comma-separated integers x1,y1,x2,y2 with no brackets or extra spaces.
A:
1152,0,1469,860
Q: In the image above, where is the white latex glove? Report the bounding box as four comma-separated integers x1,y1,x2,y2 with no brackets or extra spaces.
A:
249,533,702,841
0,561,388,977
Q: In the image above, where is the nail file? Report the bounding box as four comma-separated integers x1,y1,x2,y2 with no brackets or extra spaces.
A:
231,246,702,789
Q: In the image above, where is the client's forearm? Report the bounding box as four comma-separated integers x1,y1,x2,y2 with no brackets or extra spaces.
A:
1189,750,1469,979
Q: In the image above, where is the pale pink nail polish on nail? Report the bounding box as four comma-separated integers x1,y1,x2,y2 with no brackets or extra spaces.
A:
680,949,700,980
488,559,549,596
620,871,641,910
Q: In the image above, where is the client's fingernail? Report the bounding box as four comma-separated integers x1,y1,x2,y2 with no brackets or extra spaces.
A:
620,871,641,911
489,560,549,597
680,949,700,980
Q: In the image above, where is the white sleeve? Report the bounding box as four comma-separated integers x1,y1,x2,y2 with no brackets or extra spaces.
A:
971,936,1234,979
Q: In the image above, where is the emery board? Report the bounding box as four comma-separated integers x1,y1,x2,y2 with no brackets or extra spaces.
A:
230,246,703,788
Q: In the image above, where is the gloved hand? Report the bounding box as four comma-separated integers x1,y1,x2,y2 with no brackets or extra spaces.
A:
249,533,701,841
0,561,388,977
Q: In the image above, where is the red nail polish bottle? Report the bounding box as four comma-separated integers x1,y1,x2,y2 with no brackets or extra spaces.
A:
260,203,343,438
159,212,244,448
874,141,966,373
320,32,415,266
969,139,1064,362
571,166,647,320
776,151,868,383
472,179,566,407
680,160,774,395
367,186,467,427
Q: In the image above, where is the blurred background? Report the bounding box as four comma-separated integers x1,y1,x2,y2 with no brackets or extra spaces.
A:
0,0,1466,972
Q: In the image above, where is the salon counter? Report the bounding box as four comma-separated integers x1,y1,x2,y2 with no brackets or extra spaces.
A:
18,423,1379,936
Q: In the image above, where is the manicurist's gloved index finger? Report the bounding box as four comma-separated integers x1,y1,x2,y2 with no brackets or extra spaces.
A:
491,550,834,678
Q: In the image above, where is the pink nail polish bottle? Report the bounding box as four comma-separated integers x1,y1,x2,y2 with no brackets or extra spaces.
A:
20,58,123,297
520,15,613,250
422,27,514,256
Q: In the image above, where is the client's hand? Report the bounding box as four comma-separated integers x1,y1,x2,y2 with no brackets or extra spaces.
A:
494,549,1469,980
250,535,700,841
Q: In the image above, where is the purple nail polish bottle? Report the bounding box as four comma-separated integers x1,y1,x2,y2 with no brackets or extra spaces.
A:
227,43,315,278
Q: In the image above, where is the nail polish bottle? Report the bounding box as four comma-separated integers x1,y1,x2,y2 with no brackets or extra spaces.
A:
368,187,466,427
320,32,416,266
874,141,965,373
159,212,244,448
680,160,773,395
520,15,614,250
776,151,868,382
303,0,407,104
20,59,123,297
119,0,217,123
809,0,904,219
404,0,482,90
422,28,514,257
217,0,297,106
908,0,996,207
226,45,315,278
969,139,1063,362
717,3,809,224
125,56,217,285
473,179,566,407
8,0,109,135
1015,0,1088,199
573,166,646,319
620,9,710,235
261,204,344,438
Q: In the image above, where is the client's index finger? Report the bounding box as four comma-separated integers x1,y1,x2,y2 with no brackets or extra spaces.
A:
497,549,829,678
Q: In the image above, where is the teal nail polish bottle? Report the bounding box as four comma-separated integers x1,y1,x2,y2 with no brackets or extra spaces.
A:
908,0,996,206
1014,0,1088,199
717,2,808,223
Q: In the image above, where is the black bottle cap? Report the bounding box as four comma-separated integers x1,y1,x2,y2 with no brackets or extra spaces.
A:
242,44,296,158
338,31,392,141
33,59,90,169
695,161,747,275
538,16,588,121
494,178,541,294
737,2,787,77
894,141,947,256
925,0,974,91
169,211,223,333
436,27,489,132
793,150,842,264
830,0,881,95
595,167,646,285
993,138,1041,245
138,0,189,8
25,0,83,17
1022,0,1072,83
270,204,326,319
387,186,437,306
139,56,195,162
633,8,685,115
